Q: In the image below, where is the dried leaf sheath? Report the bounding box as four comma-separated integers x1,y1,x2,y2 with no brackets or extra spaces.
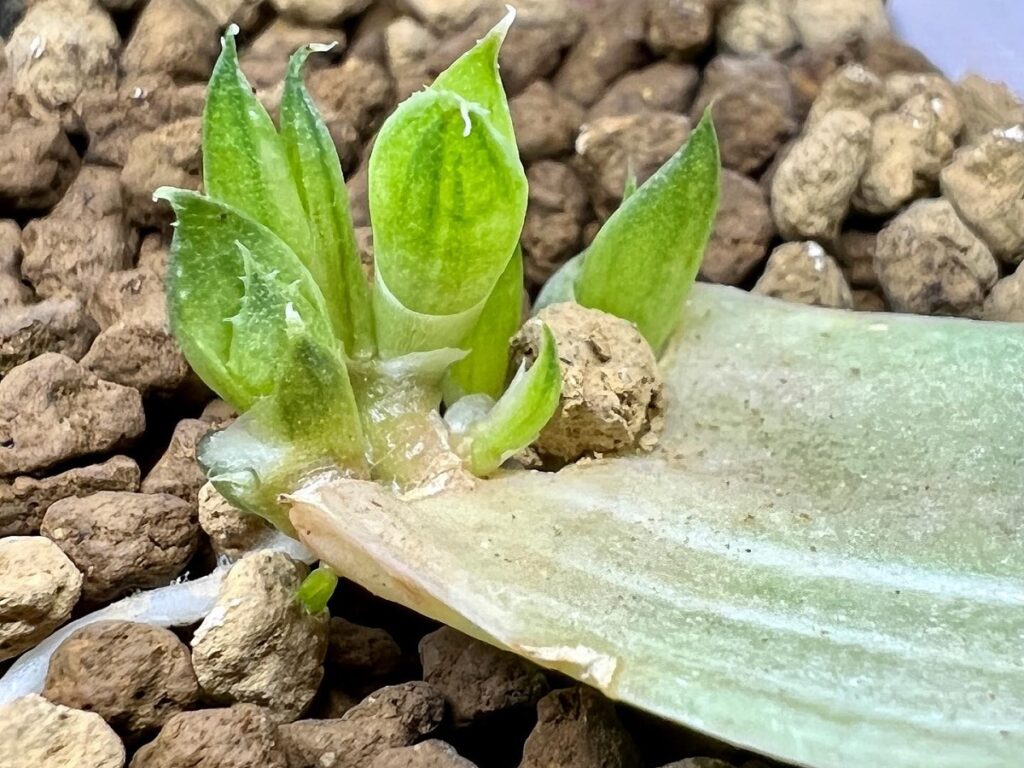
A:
290,284,1024,768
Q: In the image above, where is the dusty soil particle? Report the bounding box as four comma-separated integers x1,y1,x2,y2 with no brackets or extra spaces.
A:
787,0,889,48
328,616,403,683
271,0,371,26
851,288,887,312
130,704,288,768
835,230,880,289
21,166,136,301
519,686,642,768
0,297,97,374
701,168,775,285
576,111,691,217
885,72,963,138
280,681,446,768
690,55,797,174
0,454,140,537
419,626,549,727
121,116,203,227
875,198,999,316
771,108,872,243
78,74,205,167
241,18,345,91
42,490,198,603
510,80,584,162
513,303,665,462
82,318,193,394
87,265,165,330
201,397,238,425
0,116,80,210
0,353,145,477
553,3,646,108
0,219,32,308
198,481,274,561
0,694,125,768
141,418,211,506
0,535,81,660
4,0,119,120
805,64,895,128
753,241,854,308
856,34,937,78
852,95,955,216
645,0,714,60
43,620,200,741
498,10,582,97
588,61,699,121
784,39,858,119
384,17,439,100
940,127,1024,265
521,161,589,286
370,740,479,768
956,74,1024,147
308,56,396,143
981,263,1024,322
191,550,328,722
121,0,220,81
717,0,797,57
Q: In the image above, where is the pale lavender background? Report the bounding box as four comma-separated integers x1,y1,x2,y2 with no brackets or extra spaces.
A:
889,0,1023,96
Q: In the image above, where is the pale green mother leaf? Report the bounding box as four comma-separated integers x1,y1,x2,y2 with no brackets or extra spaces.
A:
203,26,313,266
576,112,720,352
281,45,374,357
291,285,1024,768
158,189,332,411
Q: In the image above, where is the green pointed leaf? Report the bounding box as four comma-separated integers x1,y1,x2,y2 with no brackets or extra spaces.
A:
281,45,374,357
454,323,561,476
199,328,367,532
444,248,523,403
576,111,720,352
292,284,1024,768
368,13,526,354
203,26,313,266
158,188,333,411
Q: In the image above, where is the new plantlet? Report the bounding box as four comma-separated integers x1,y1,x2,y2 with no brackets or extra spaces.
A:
122,10,1024,768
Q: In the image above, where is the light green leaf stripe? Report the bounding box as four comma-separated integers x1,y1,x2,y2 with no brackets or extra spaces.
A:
576,111,720,352
461,323,561,475
444,247,524,403
157,188,333,411
293,285,1024,768
203,25,313,266
281,45,375,357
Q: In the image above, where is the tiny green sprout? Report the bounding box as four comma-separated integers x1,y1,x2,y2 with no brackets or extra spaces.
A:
296,564,338,614
162,10,719,536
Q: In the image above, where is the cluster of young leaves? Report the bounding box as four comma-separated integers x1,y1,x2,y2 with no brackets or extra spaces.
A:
160,10,720,533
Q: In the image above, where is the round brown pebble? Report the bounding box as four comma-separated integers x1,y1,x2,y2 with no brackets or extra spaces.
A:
129,704,287,768
43,620,200,740
754,242,854,309
41,491,198,603
0,535,81,660
190,550,328,722
875,198,999,316
512,303,665,463
520,686,642,768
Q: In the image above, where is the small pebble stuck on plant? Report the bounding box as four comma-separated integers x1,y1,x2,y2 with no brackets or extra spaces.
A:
157,7,719,607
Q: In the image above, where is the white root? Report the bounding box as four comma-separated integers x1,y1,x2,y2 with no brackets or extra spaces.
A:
0,531,314,704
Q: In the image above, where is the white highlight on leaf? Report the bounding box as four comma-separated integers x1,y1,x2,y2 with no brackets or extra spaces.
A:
222,23,240,49
308,41,338,54
518,644,619,689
